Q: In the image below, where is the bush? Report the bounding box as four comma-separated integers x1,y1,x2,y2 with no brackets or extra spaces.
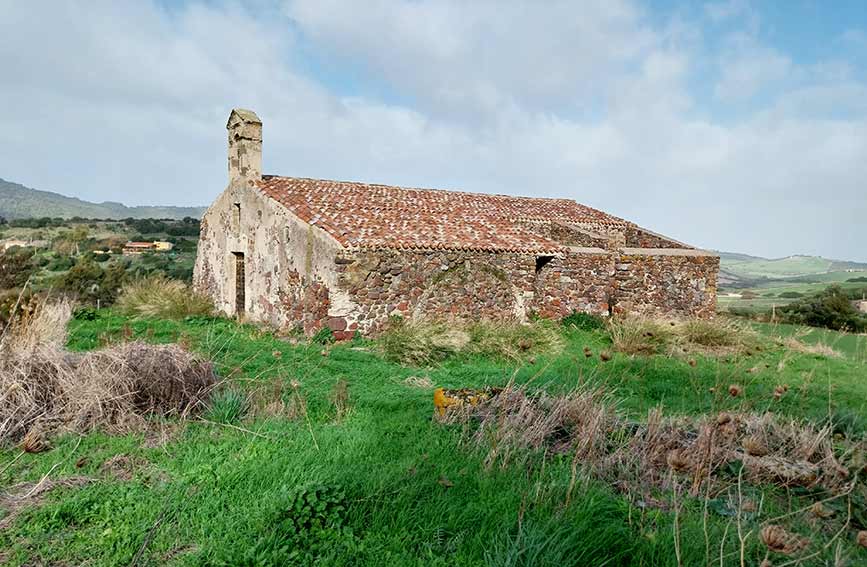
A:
778,285,867,332
778,291,804,299
561,311,604,331
56,258,126,306
0,247,35,289
115,275,213,319
45,254,75,271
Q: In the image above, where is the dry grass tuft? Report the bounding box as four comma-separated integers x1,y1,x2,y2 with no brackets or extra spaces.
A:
781,336,841,358
20,428,49,454
115,275,214,320
402,376,434,389
0,300,217,445
446,382,857,496
443,382,616,470
379,318,562,366
760,524,810,555
330,378,351,420
607,315,764,357
62,341,217,434
606,316,675,355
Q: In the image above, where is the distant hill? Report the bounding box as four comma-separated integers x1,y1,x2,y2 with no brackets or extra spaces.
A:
0,178,205,220
715,251,867,286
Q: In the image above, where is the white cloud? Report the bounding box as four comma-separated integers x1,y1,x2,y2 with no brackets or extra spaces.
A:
714,35,791,101
704,0,748,22
0,1,864,261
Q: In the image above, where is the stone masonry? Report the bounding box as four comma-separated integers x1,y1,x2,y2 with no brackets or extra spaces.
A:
194,109,720,338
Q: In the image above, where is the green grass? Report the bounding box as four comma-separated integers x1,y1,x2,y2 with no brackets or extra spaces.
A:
1,312,865,565
720,254,867,280
718,279,867,317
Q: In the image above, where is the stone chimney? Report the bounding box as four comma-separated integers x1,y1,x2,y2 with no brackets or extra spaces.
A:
227,108,262,183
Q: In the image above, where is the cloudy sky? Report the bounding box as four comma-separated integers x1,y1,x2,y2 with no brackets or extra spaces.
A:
1,1,865,260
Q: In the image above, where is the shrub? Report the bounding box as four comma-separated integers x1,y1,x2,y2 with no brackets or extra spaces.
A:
45,254,75,272
561,311,604,331
0,247,35,289
115,275,213,319
56,258,127,306
778,291,804,299
778,285,867,332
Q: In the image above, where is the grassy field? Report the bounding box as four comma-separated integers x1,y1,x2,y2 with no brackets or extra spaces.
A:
719,253,867,281
718,279,867,315
1,313,866,565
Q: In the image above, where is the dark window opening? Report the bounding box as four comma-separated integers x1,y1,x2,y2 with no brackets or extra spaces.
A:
535,255,555,274
233,252,245,315
233,203,241,234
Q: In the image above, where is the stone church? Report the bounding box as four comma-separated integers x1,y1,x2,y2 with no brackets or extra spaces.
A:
194,109,719,338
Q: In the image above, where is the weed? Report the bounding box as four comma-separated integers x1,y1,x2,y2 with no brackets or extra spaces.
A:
205,388,248,425
311,327,335,345
329,379,350,420
561,311,604,331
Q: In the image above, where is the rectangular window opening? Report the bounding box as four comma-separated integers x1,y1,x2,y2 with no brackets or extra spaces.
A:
233,252,245,315
535,255,554,274
232,203,241,234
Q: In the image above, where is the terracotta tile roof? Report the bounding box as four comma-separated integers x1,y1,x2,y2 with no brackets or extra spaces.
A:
256,175,629,253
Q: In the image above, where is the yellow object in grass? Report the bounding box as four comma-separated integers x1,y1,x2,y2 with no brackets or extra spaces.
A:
433,387,501,416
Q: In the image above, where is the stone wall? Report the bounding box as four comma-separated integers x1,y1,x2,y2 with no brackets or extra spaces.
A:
518,220,614,249
331,249,535,335
611,248,719,318
325,247,619,336
195,185,720,337
193,182,346,334
533,248,614,318
624,226,689,249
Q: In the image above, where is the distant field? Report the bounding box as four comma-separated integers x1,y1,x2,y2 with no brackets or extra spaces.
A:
722,255,837,279
717,279,867,314
717,252,867,314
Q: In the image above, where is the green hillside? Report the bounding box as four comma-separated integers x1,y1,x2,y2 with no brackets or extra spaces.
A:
0,178,205,220
717,251,867,282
